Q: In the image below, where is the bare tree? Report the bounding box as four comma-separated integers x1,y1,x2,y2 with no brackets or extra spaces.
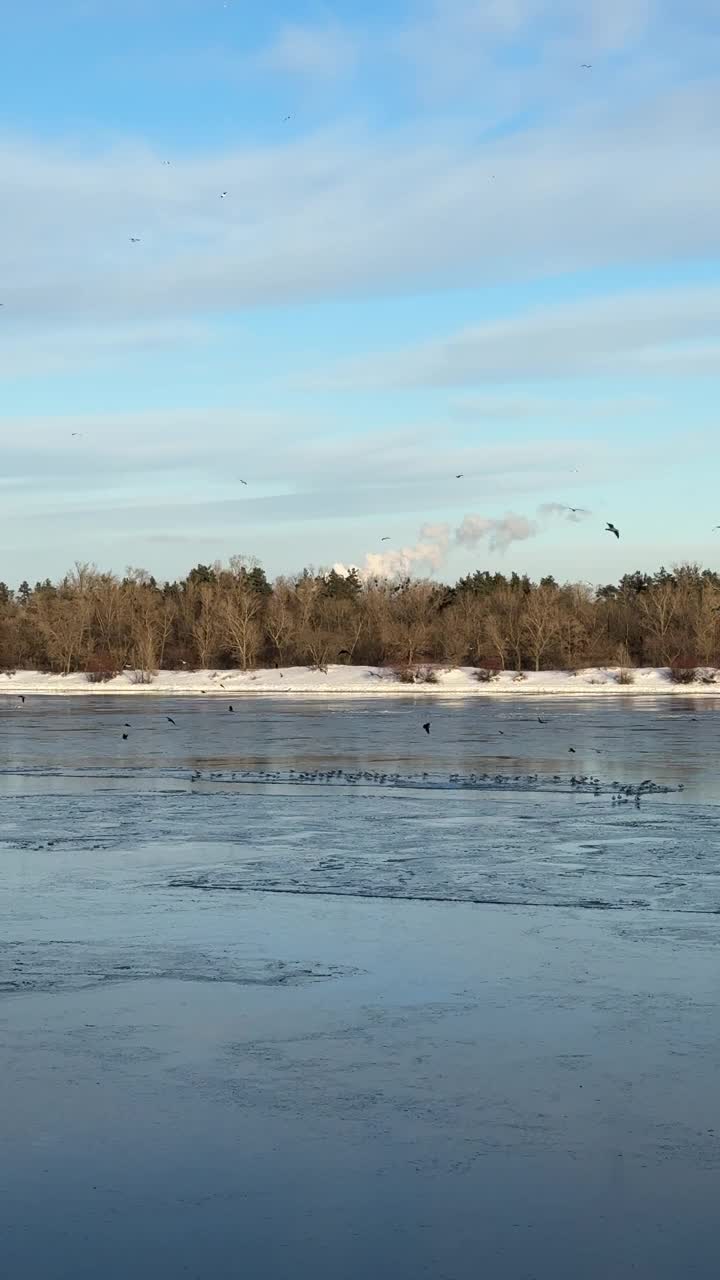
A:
523,585,561,671
223,584,263,670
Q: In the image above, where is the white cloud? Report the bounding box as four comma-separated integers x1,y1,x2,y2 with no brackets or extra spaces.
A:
317,284,720,388
1,80,719,337
258,23,359,80
0,320,209,380
451,394,662,421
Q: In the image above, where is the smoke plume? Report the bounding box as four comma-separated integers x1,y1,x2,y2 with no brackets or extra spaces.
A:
350,504,591,580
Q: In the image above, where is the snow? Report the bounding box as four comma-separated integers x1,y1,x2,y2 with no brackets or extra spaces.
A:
1,665,719,696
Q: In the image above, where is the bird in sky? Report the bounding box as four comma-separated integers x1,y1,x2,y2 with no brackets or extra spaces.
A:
713,526,720,531
422,722,431,735
568,747,576,753
239,479,247,486
455,474,464,479
166,716,176,725
124,722,131,728
381,536,390,541
220,191,228,199
122,732,129,740
565,506,588,514
71,432,83,437
606,522,620,539
581,63,592,68
129,237,140,243
228,705,234,712
284,115,293,122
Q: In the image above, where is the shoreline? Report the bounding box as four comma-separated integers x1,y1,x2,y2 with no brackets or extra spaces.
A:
2,665,720,697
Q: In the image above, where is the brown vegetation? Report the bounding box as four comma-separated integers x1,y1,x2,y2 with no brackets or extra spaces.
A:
0,560,719,675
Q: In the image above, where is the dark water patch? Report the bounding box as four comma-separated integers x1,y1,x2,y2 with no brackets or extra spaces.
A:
0,939,356,997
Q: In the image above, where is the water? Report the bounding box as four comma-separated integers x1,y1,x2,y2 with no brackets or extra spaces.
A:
1,695,719,1278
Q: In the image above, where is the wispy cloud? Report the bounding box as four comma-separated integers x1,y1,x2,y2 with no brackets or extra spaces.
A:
1,79,719,338
451,394,662,421
317,284,720,389
258,23,359,80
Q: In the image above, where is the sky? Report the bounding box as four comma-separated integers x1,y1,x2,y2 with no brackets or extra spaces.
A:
1,0,719,587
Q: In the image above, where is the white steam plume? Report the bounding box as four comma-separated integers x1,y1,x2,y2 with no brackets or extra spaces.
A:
362,522,450,580
352,504,591,580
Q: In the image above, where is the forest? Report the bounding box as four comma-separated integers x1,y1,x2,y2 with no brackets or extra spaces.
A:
0,558,719,677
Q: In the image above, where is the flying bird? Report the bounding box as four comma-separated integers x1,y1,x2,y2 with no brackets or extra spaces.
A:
568,747,576,753
166,716,176,725
538,717,547,724
228,705,234,712
338,650,352,658
124,722,131,728
220,191,228,199
122,733,129,740
455,474,464,479
239,479,248,486
18,695,25,703
422,722,431,735
565,506,588,514
580,63,592,68
129,237,141,243
381,536,390,541
605,522,620,539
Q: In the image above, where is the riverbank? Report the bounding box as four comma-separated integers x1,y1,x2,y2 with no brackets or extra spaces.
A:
1,665,719,696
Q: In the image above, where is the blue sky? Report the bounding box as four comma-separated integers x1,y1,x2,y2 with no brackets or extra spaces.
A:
1,0,719,586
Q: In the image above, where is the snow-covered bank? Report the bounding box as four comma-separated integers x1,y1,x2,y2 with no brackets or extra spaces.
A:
1,666,720,697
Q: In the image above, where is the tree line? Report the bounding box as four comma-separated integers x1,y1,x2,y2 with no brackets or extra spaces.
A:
0,558,718,677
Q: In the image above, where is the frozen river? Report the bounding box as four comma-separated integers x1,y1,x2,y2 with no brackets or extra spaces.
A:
1,695,719,1278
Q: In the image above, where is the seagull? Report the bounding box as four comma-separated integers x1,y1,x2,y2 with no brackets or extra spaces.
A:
580,63,592,69
538,717,547,724
18,695,25,703
422,722,431,735
283,115,294,122
605,522,620,539
381,536,390,541
220,191,228,199
166,716,176,725
124,722,131,728
228,705,234,712
568,747,576,753
122,732,129,740
239,479,247,486
565,506,587,514
71,432,83,438
455,474,464,479
129,237,141,243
